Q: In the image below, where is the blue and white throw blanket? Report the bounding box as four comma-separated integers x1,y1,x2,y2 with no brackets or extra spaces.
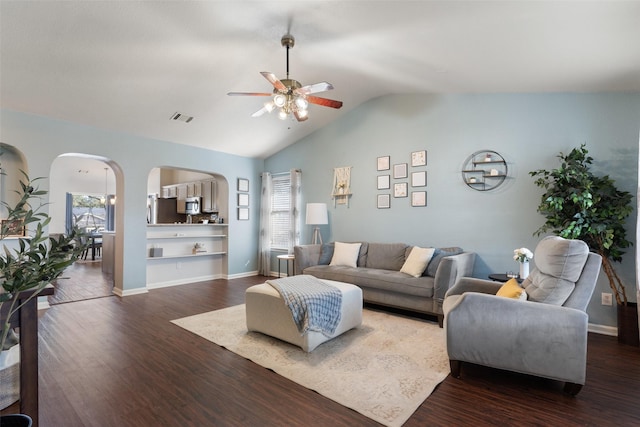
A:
267,275,342,337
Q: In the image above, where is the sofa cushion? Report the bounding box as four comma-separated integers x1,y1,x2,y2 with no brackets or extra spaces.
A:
304,265,435,298
318,243,335,265
330,242,362,268
400,246,436,277
426,247,463,277
365,243,408,271
496,278,527,300
523,236,589,305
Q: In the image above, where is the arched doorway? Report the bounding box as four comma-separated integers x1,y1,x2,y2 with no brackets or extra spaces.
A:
48,155,119,304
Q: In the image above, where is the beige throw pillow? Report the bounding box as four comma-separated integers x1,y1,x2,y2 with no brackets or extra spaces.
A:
400,246,436,277
330,242,362,268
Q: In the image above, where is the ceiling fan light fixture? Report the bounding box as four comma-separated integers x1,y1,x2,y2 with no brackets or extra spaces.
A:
295,97,308,110
278,110,288,120
297,109,308,119
273,94,287,107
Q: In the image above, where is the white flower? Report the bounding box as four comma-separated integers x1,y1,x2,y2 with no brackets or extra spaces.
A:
513,247,533,263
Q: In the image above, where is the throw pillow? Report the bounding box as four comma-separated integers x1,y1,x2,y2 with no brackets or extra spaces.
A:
330,242,362,268
400,246,436,277
318,243,335,265
425,247,464,277
497,278,527,300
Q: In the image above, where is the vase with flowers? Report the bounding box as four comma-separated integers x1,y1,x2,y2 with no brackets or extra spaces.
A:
513,247,533,280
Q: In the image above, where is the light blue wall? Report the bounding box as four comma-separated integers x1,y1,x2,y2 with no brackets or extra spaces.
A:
1,109,263,293
265,93,640,327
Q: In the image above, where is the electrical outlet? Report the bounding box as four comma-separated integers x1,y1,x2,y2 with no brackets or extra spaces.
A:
601,292,613,306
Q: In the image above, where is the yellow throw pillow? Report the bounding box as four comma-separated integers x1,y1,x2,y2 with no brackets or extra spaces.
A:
496,278,527,300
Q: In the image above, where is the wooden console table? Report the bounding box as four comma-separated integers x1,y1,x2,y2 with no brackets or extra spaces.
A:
0,285,53,427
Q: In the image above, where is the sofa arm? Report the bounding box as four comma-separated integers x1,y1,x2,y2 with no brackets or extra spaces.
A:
433,252,476,301
444,292,589,384
294,244,322,275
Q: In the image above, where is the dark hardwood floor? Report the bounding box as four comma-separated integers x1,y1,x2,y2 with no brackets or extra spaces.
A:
48,259,114,305
5,272,640,426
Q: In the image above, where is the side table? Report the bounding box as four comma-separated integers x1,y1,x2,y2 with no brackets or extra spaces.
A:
277,254,295,278
488,273,523,284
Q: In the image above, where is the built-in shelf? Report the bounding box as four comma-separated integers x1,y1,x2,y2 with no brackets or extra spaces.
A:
147,234,227,240
147,251,226,260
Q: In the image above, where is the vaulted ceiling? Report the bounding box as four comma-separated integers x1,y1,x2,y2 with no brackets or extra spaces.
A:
1,1,639,159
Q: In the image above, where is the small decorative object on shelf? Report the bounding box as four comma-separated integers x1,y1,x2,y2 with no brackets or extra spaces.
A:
461,150,508,191
192,242,206,254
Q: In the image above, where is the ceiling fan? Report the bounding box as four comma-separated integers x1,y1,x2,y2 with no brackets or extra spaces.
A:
228,34,343,122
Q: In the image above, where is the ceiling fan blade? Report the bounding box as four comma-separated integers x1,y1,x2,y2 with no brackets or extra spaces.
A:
251,106,270,117
293,111,308,122
296,82,334,95
307,95,343,109
227,92,272,97
260,72,287,92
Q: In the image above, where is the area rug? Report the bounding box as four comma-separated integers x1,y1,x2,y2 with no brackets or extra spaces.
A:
171,305,449,427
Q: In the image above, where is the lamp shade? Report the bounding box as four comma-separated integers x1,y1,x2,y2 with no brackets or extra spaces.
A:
306,203,328,225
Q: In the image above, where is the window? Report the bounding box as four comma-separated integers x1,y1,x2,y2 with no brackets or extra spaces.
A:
270,174,291,250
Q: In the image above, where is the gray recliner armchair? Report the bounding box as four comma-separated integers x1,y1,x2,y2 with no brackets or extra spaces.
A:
443,236,602,395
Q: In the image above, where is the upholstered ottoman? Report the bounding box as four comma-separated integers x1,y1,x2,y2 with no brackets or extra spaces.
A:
245,279,363,352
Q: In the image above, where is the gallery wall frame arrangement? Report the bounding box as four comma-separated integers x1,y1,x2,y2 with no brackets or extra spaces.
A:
375,150,428,208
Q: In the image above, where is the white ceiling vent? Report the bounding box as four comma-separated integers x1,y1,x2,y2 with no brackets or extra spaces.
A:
170,112,194,123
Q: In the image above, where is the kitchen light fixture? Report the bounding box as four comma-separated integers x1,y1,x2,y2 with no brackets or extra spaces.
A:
305,203,328,244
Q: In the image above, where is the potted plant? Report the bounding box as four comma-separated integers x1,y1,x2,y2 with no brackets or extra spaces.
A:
0,170,85,420
530,144,637,345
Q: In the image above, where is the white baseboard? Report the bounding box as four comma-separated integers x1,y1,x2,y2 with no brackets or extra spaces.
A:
113,287,149,297
226,270,259,279
147,274,222,290
588,323,618,336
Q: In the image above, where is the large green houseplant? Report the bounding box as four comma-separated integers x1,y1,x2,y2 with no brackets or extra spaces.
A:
530,145,637,344
1,171,85,367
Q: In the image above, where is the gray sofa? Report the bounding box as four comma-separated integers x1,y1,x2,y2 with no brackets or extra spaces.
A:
294,242,476,325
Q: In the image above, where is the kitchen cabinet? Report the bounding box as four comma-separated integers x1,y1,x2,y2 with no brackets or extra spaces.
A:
177,184,187,200
201,179,217,213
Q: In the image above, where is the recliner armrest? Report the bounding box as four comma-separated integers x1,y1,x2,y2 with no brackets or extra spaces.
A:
445,277,502,298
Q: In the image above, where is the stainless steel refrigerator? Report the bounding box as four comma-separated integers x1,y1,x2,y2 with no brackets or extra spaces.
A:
147,194,182,224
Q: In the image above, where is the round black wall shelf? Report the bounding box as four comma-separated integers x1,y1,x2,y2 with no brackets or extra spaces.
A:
461,150,508,191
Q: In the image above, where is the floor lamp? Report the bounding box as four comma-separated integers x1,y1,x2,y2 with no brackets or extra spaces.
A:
306,203,328,244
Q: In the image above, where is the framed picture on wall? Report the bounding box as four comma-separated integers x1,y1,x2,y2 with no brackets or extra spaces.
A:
394,182,408,198
377,194,390,209
377,175,390,190
0,219,25,237
238,193,249,207
411,191,427,207
411,150,427,167
237,178,249,192
411,171,427,187
377,155,390,171
393,163,408,179
238,207,249,220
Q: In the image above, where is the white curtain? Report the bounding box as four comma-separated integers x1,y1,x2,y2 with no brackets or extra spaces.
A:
258,172,272,275
289,169,302,254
